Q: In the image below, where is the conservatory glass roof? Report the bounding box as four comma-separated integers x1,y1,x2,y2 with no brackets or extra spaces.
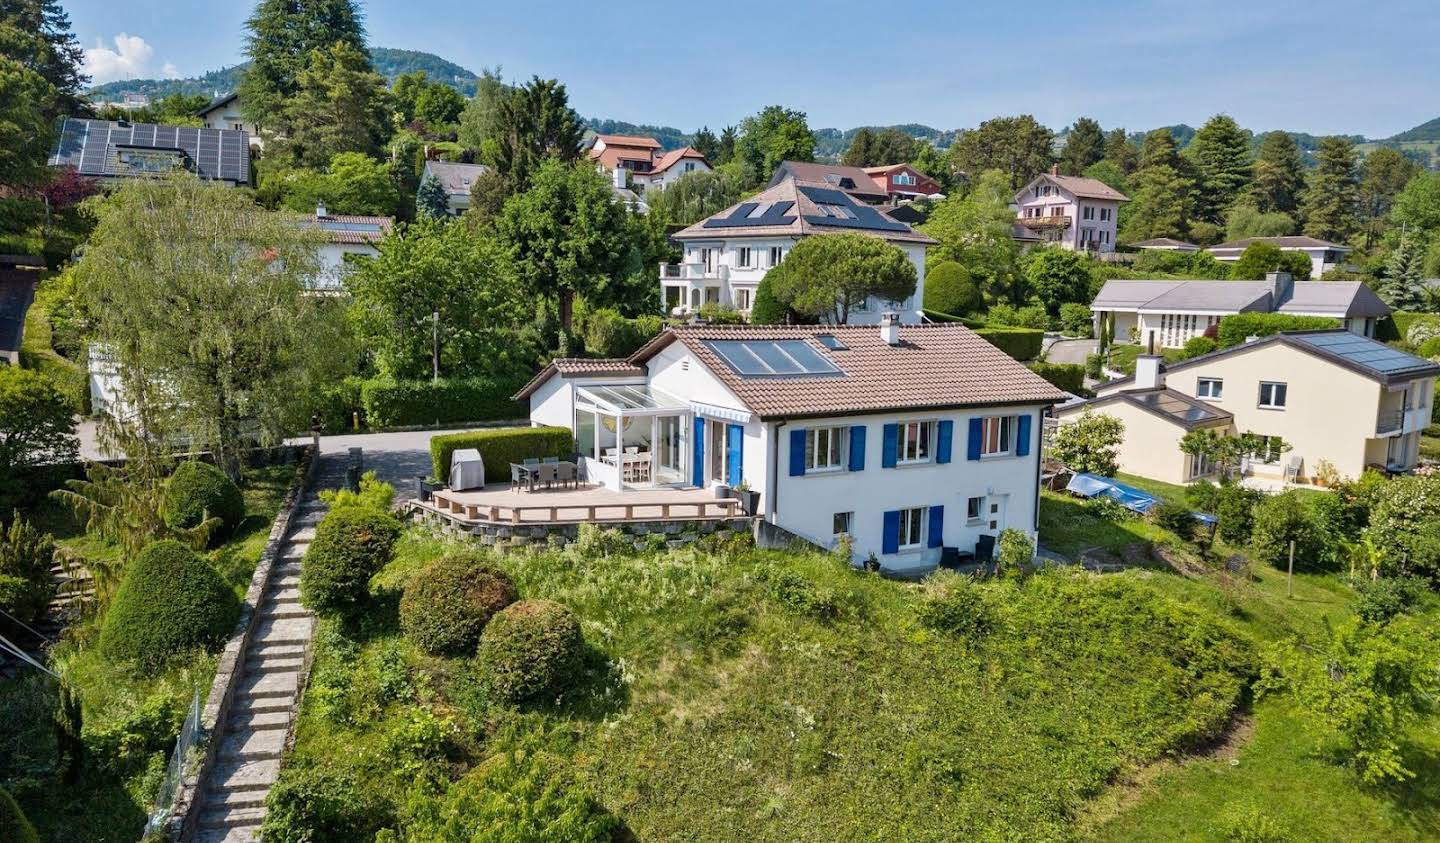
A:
575,384,687,414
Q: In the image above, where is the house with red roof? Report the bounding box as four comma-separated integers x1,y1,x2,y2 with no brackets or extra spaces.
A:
587,134,711,191
1014,167,1128,252
863,164,943,201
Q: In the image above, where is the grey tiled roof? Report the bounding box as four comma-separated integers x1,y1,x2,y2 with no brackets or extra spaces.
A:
1210,235,1350,251
423,160,489,197
1090,279,1390,318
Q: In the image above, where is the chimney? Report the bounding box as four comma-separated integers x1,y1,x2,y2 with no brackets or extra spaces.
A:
1135,354,1164,390
612,166,627,189
1050,164,1058,176
315,200,327,219
1266,270,1293,303
879,311,900,345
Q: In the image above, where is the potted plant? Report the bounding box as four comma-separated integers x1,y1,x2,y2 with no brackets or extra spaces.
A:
731,480,759,515
417,475,441,502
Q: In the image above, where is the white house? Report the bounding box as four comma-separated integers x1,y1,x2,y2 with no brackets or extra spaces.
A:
419,160,489,215
514,320,1067,573
661,176,935,321
1208,236,1352,280
587,134,711,191
196,93,261,148
1090,271,1391,349
305,203,392,290
1013,168,1128,252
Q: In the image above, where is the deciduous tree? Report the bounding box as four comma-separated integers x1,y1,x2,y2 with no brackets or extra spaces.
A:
946,115,1054,190
762,233,916,324
643,168,746,227
274,151,402,216
736,105,815,186
1025,248,1092,316
0,367,77,491
414,83,465,128
1051,410,1123,476
921,169,1024,305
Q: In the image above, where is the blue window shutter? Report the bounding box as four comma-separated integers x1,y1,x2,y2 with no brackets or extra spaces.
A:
848,425,866,472
882,510,900,554
692,417,705,486
967,418,983,461
1016,414,1033,457
726,424,743,486
789,428,806,476
936,420,954,464
928,505,944,548
882,423,898,468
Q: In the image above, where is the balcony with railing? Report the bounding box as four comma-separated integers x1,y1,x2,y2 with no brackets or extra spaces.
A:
659,262,729,282
1018,214,1072,230
1376,407,1405,436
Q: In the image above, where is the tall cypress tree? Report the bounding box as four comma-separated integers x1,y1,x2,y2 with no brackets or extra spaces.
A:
1187,115,1252,224
1250,132,1306,215
238,0,369,132
1059,117,1105,175
1300,136,1360,242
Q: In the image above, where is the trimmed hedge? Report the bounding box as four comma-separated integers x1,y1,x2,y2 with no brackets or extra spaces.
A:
400,552,517,655
359,378,527,429
300,507,402,620
162,461,245,540
922,308,987,329
975,326,1044,361
1027,362,1085,394
430,426,574,483
313,376,366,434
99,540,239,674
1216,312,1339,348
477,599,584,703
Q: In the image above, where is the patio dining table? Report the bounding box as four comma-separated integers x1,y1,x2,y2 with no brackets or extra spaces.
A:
511,460,580,492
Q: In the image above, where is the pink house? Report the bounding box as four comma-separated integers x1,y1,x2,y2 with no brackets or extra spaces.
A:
1013,167,1128,253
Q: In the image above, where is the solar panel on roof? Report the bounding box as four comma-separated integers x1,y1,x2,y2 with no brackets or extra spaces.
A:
704,340,841,378
49,118,250,184
702,200,796,229
1292,332,1433,375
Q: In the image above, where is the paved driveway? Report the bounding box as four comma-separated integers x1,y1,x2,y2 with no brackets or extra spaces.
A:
292,428,488,501
1044,338,1098,366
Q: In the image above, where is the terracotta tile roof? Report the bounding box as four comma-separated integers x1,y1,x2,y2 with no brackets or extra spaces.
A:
512,358,645,400
593,134,662,149
629,324,1067,419
650,146,709,174
1019,173,1128,202
673,177,937,245
311,214,393,245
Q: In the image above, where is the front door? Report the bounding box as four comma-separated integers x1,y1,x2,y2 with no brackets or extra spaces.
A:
726,424,744,486
707,419,726,485
987,494,1009,532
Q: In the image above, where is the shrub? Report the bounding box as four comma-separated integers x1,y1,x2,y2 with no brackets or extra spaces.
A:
1353,576,1425,625
576,305,663,356
98,540,239,673
359,378,527,429
313,375,365,433
0,516,55,624
429,426,573,484
916,572,994,638
400,553,518,655
974,326,1043,361
319,471,395,511
1186,479,1220,513
1417,336,1440,358
1028,362,1085,395
1086,496,1134,521
162,461,245,539
1230,241,1312,282
1058,302,1093,336
1152,500,1196,541
923,261,983,316
1216,312,1339,347
996,528,1034,571
749,274,788,324
1084,352,1103,380
1250,492,1334,570
300,508,402,619
1216,484,1264,544
1214,802,1290,843
1180,335,1218,359
695,302,745,325
476,599,583,703
0,786,38,843
1051,409,1124,476
262,757,396,843
987,303,1049,330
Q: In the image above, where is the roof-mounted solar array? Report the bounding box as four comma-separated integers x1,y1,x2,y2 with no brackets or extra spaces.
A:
702,200,797,229
797,186,909,233
704,339,842,378
1293,332,1436,376
48,118,251,185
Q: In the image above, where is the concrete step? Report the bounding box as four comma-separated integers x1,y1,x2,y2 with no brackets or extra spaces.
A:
251,616,313,646
210,758,281,791
287,525,317,543
209,787,269,810
245,654,303,672
195,824,262,843
250,641,306,658
258,601,309,621
273,573,301,588
236,670,300,700
199,805,267,830
229,709,290,731
293,508,326,526
236,696,292,714
268,585,302,603
279,544,308,561
218,727,287,760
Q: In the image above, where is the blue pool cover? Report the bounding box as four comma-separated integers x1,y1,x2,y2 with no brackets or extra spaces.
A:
1065,473,1160,514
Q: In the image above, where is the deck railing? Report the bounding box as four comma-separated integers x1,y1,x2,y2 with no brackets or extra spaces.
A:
1376,408,1404,435
428,492,742,524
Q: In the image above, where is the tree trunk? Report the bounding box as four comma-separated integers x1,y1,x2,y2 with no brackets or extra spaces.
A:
559,289,575,330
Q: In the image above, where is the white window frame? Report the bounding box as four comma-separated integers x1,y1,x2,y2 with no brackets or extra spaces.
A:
1258,381,1288,409
738,246,753,267
805,426,847,472
833,511,853,538
1189,450,1214,479
898,506,926,551
966,495,985,523
896,420,934,465
894,172,916,186
1197,378,1223,399
735,288,753,311
980,416,1013,457
769,246,783,266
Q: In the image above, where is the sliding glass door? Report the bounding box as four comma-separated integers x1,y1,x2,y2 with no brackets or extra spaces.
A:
654,415,686,485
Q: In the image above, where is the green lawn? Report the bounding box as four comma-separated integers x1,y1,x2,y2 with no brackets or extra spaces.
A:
1105,344,1188,377
2,463,293,843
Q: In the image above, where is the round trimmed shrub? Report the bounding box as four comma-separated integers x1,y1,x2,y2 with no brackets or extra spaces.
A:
923,260,983,317
299,507,402,619
476,599,583,703
99,540,239,673
162,461,245,540
400,553,517,655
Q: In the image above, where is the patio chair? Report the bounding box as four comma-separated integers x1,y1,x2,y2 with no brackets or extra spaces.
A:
543,456,559,464
557,462,577,489
1283,456,1302,486
535,462,559,490
523,457,540,467
510,463,526,491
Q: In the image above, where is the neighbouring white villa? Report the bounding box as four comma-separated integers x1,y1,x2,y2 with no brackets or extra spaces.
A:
1208,235,1352,280
512,320,1067,572
587,134,711,191
196,92,261,148
1013,168,1128,253
419,160,489,215
660,176,935,321
1057,330,1438,485
1090,271,1391,349
304,203,392,290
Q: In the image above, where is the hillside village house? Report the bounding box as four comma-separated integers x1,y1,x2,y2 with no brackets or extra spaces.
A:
419,160,488,215
48,118,251,187
195,92,261,148
587,134,711,190
1056,331,1438,485
1014,169,1128,252
1209,235,1352,280
1130,237,1201,253
862,164,944,201
768,161,891,204
661,176,936,321
513,320,1067,572
1090,272,1390,349
305,203,392,290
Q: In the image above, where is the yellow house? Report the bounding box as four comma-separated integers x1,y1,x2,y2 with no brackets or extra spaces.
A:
1055,330,1438,485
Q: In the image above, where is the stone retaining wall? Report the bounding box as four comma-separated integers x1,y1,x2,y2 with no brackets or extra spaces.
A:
168,439,318,841
412,505,753,553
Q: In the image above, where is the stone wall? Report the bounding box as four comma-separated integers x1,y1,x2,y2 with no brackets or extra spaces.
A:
412,505,753,553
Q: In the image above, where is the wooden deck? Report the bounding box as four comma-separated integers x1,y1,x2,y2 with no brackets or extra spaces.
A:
423,484,743,525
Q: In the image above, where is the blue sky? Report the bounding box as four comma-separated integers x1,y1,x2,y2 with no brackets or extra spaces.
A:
65,0,1437,138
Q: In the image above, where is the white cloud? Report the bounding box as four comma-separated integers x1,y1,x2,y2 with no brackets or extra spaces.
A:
83,33,180,84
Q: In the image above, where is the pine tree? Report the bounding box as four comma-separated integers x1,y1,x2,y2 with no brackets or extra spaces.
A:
1379,237,1426,310
1120,130,1196,242
0,0,87,119
1187,115,1252,224
486,77,584,191
1103,128,1138,174
691,126,719,162
238,0,369,132
716,126,738,165
416,172,450,218
277,42,389,169
1059,117,1105,175
1250,132,1306,215
841,128,876,167
1301,136,1360,243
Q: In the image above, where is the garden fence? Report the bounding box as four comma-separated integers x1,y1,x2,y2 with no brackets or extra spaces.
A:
145,687,203,839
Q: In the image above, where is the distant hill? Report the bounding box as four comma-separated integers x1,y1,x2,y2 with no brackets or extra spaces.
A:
88,47,481,101
584,118,693,151
812,124,956,160
1389,116,1440,142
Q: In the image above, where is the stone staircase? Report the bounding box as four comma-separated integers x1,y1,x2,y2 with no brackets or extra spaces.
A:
192,459,343,842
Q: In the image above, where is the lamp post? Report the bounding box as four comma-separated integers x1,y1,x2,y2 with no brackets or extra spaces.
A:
432,310,440,384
